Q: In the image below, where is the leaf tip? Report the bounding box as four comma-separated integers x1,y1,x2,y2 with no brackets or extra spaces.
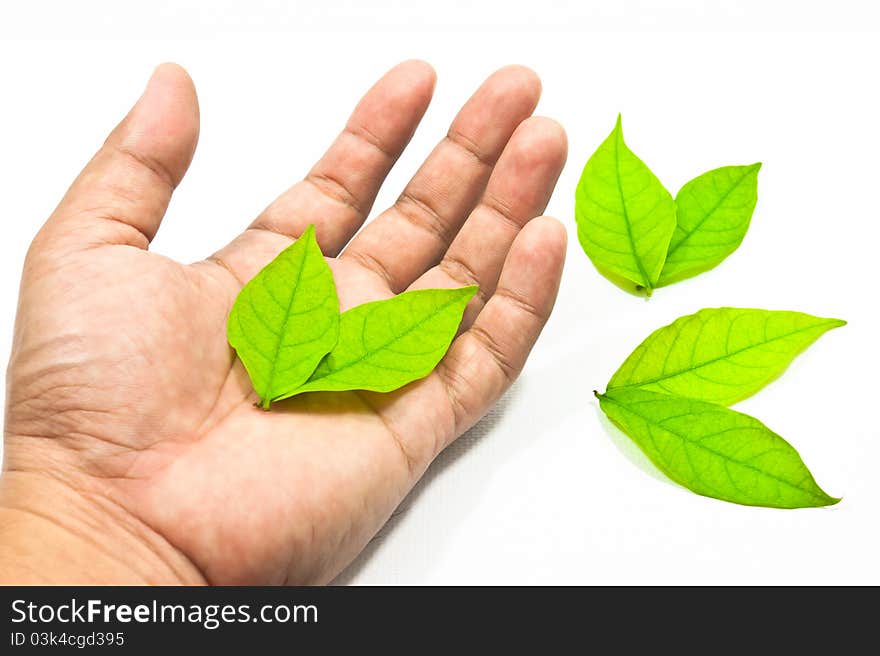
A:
830,318,847,329
808,490,841,508
749,161,763,173
460,284,479,301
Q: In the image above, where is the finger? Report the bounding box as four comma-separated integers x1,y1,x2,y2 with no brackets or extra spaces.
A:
250,60,436,254
436,216,566,438
341,65,542,292
409,116,567,328
42,63,200,251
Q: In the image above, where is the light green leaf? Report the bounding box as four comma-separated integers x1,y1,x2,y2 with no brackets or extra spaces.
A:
608,308,845,406
597,389,838,509
657,163,761,286
227,225,339,409
575,115,677,295
285,286,477,397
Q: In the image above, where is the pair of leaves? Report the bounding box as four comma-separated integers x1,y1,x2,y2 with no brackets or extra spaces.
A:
227,225,476,408
575,116,760,294
596,308,845,508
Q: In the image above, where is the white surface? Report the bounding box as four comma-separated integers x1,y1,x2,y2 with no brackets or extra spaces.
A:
1,2,879,584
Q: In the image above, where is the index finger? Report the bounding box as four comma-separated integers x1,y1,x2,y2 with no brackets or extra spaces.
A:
249,60,437,255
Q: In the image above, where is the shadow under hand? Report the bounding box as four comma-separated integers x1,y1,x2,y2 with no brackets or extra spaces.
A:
332,385,519,585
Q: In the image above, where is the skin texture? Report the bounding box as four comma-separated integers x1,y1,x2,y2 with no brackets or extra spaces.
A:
0,61,568,585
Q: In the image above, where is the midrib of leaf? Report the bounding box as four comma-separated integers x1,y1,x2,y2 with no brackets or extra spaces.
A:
609,319,842,392
304,293,464,386
261,247,307,405
665,167,755,259
613,126,651,289
600,394,829,501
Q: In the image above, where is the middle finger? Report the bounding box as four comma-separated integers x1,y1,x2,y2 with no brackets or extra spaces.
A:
340,65,541,292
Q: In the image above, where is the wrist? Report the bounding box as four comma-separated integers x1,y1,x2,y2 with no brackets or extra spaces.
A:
0,467,204,585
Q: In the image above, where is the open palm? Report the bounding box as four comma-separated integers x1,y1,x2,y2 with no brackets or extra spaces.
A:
4,62,567,584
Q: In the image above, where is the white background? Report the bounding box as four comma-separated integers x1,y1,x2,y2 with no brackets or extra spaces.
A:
1,2,878,584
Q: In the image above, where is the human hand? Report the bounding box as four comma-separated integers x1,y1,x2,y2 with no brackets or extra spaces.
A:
0,61,567,584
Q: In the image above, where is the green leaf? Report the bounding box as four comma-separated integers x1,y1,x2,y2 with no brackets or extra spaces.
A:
227,225,339,409
657,163,761,286
285,286,477,397
607,308,845,406
575,115,677,295
597,389,838,508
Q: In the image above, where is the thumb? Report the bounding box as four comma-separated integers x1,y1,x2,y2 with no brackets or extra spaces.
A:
40,63,200,252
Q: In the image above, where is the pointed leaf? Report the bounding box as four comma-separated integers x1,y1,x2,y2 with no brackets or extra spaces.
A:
227,225,339,408
657,163,761,286
575,115,676,294
284,286,477,397
598,388,838,509
608,308,845,405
